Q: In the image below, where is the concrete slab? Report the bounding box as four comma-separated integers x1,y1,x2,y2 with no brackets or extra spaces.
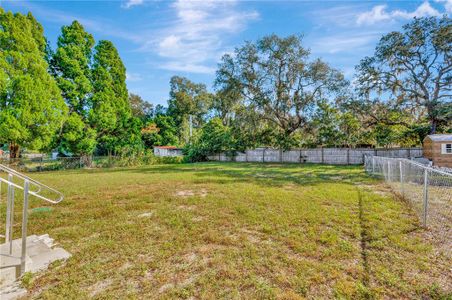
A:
0,234,71,299
0,283,27,300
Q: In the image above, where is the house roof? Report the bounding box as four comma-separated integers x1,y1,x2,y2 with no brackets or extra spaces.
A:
424,134,452,142
154,146,181,149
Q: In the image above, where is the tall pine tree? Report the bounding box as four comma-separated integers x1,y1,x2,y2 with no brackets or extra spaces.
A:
91,40,138,155
0,9,67,158
50,20,97,155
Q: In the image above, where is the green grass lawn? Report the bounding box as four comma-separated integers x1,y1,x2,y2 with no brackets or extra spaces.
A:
3,163,451,299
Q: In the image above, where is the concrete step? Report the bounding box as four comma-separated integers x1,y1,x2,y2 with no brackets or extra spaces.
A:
0,283,27,300
0,234,71,299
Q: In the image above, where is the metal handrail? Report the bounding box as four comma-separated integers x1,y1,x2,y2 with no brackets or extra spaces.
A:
0,164,42,194
0,176,63,204
0,164,63,204
1,164,64,276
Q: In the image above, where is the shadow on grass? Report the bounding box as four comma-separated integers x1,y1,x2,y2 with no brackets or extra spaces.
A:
54,162,374,188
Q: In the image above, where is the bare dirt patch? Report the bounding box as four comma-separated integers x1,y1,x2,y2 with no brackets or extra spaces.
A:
119,262,132,271
89,279,113,297
175,188,209,198
175,190,195,197
177,205,196,211
158,274,199,294
238,228,269,244
255,173,276,178
199,189,208,197
158,283,174,293
355,182,392,197
283,183,297,190
144,270,154,281
138,211,154,218
183,252,198,264
191,216,205,222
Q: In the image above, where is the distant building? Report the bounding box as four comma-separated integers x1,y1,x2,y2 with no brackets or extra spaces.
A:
423,134,452,168
153,146,183,157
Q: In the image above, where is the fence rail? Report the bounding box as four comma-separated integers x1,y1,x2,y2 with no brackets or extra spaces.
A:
364,155,451,255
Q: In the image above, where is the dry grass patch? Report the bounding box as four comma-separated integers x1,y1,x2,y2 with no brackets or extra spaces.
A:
2,163,449,299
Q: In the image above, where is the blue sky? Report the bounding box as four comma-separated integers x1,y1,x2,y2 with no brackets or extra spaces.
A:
1,0,451,106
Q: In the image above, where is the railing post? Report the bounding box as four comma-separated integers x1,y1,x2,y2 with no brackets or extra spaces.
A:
5,176,11,243
5,173,14,254
372,156,375,173
9,184,15,254
20,179,30,275
423,169,429,227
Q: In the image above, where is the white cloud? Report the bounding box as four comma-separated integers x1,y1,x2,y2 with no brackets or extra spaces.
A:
392,1,441,18
143,0,259,74
158,62,215,74
126,72,142,81
436,0,452,13
14,1,144,43
311,32,381,54
357,1,442,25
122,0,144,9
356,5,391,26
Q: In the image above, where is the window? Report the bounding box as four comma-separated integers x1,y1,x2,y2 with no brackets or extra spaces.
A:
442,143,452,154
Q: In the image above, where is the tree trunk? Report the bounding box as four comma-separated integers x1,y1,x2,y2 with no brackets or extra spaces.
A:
430,119,437,134
9,143,20,159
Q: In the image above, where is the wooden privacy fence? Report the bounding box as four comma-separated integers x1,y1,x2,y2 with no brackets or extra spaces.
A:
208,147,423,165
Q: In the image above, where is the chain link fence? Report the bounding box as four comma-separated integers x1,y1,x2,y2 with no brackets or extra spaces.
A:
0,156,118,172
0,155,183,172
365,155,451,255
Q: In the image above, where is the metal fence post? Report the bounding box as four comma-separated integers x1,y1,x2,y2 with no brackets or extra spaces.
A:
423,169,429,227
399,160,404,198
372,157,375,173
387,160,391,182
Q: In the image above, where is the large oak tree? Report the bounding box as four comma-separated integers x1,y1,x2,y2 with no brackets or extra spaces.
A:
167,76,213,143
356,16,451,134
215,34,348,148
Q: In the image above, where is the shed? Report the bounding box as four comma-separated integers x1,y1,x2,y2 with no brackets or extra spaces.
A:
153,146,183,157
423,134,452,168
